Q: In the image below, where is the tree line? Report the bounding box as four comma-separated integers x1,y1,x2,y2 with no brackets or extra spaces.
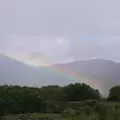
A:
0,83,119,115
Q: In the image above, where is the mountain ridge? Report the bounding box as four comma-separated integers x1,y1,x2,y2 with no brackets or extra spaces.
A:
0,55,120,95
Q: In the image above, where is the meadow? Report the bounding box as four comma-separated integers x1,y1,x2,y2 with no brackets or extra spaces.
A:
1,101,120,120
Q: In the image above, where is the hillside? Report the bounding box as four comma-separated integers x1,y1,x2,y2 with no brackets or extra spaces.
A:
0,55,75,87
0,55,120,95
53,59,120,94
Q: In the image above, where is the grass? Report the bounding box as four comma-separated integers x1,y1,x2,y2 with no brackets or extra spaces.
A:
1,101,120,120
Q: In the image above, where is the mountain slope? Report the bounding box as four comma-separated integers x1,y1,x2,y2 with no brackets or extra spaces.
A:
0,55,120,95
0,55,75,87
53,59,120,95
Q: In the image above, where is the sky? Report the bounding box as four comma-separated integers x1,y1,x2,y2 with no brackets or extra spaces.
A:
0,0,120,65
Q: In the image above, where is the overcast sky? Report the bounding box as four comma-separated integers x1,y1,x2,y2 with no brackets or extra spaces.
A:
0,0,120,65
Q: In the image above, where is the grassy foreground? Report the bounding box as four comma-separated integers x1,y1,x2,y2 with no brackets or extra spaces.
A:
1,101,120,120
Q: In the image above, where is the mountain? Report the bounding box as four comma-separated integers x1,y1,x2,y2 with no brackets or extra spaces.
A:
0,55,74,87
53,59,120,95
0,55,120,95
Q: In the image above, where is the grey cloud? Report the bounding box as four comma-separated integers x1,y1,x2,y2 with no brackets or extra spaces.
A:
15,0,120,37
1,0,120,64
27,52,45,61
0,0,15,35
16,0,98,36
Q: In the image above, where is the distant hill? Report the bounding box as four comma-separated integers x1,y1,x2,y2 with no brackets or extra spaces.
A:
0,55,120,95
0,55,75,87
53,59,120,95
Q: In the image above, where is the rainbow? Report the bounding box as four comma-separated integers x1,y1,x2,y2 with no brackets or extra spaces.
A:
40,63,95,87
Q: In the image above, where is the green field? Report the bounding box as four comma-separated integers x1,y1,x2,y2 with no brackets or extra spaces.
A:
1,101,120,120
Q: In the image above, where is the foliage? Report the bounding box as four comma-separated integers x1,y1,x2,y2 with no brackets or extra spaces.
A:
0,85,46,115
1,83,120,119
0,83,101,115
108,85,120,101
63,83,100,101
2,102,120,120
39,85,66,101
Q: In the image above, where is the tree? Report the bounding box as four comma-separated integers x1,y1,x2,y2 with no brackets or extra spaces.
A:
0,85,47,115
108,86,120,101
40,85,66,101
63,83,100,101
